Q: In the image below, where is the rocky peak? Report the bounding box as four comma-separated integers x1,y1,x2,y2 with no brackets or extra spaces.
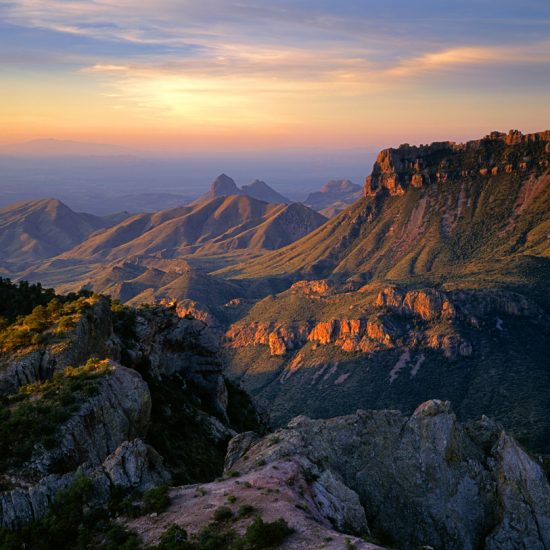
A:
226,401,550,549
365,129,550,196
240,179,290,203
209,173,240,196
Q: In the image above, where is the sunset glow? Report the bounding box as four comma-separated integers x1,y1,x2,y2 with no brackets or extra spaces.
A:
1,1,549,150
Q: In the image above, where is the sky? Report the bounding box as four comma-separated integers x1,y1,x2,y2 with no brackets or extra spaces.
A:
1,0,549,152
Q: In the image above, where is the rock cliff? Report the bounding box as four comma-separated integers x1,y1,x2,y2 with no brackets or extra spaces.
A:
226,400,550,550
365,130,550,196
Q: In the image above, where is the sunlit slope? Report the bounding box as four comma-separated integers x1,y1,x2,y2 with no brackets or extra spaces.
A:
222,131,550,289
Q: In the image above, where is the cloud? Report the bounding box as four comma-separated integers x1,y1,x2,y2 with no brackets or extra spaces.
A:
387,44,550,77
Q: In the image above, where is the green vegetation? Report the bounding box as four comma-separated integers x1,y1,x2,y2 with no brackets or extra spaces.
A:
213,506,234,522
0,359,113,474
237,505,255,518
0,278,56,325
0,474,138,550
141,485,171,514
0,293,95,354
153,515,293,550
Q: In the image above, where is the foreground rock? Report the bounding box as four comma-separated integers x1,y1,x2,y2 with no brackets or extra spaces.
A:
0,361,168,529
225,400,550,550
126,460,383,549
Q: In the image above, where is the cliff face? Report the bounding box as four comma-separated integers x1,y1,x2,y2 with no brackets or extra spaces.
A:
225,284,544,359
365,130,550,196
225,400,550,550
0,296,263,531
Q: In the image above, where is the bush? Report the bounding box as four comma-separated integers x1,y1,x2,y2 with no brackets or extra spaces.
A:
237,504,255,517
105,524,141,550
141,485,170,514
157,524,190,549
243,516,294,548
212,506,234,522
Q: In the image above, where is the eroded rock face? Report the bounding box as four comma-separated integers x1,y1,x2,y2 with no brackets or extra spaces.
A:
0,296,120,395
227,400,550,550
132,307,229,417
365,130,550,196
0,363,164,529
375,286,455,320
28,363,151,478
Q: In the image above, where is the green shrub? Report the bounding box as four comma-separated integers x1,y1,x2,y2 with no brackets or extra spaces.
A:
237,504,255,517
141,485,170,514
227,495,237,504
157,524,189,549
105,524,141,550
243,516,294,549
212,506,234,522
196,523,237,550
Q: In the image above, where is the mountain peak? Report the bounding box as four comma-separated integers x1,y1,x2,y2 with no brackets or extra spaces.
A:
210,173,240,196
319,179,360,194
241,179,290,204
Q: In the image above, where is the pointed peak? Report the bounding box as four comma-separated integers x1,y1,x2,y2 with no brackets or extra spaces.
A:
210,174,240,195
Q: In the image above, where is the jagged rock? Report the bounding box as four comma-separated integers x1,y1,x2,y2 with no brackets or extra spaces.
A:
0,439,170,530
133,308,228,417
365,130,550,196
226,400,550,550
102,439,171,491
0,296,120,395
224,431,260,471
0,362,155,530
375,286,455,320
27,363,151,478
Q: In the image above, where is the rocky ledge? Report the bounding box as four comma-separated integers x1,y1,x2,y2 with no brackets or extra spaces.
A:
365,129,550,196
224,400,550,550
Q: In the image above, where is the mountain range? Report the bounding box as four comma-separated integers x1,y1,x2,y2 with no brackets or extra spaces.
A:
0,129,549,548
212,130,550,455
195,173,291,204
305,178,362,217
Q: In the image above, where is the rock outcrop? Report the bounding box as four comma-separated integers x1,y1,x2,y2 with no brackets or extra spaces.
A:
365,129,550,196
226,400,550,550
0,362,164,529
0,296,120,395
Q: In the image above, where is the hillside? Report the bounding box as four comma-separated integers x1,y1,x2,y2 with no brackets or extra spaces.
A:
0,199,111,271
223,130,550,289
218,130,550,455
15,195,325,307
1,280,549,549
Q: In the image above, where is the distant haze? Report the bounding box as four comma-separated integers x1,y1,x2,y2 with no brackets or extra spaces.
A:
0,141,375,214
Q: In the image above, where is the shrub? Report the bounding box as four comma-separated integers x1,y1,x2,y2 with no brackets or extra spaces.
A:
141,485,170,514
243,516,293,548
157,524,190,549
227,495,237,504
104,524,141,550
212,506,234,522
237,504,255,517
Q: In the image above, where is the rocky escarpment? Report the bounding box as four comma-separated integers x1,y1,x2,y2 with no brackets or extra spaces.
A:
0,294,264,534
225,284,543,359
365,129,550,196
225,400,550,550
0,295,120,395
0,361,169,529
